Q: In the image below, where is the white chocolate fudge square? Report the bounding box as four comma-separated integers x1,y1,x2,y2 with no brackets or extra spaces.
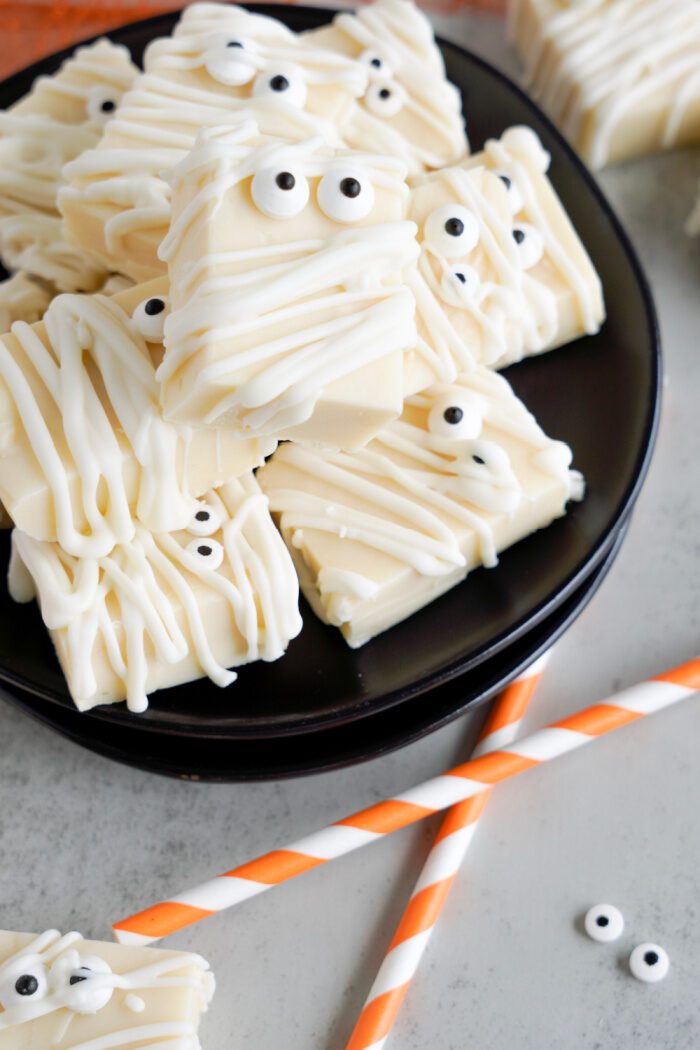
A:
305,0,468,176
0,39,138,291
404,127,604,392
60,3,366,282
0,273,52,333
258,368,583,648
509,0,700,169
159,123,418,448
9,475,302,711
0,928,213,1047
0,277,275,558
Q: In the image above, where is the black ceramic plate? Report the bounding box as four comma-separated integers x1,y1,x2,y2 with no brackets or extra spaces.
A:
0,520,627,781
0,7,660,740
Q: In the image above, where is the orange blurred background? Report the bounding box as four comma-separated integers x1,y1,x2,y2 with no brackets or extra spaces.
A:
0,0,506,80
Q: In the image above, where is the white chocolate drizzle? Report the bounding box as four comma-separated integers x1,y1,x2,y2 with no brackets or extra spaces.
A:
0,292,205,558
262,369,583,623
158,126,418,436
0,271,52,333
9,478,302,711
510,0,700,169
0,929,213,1048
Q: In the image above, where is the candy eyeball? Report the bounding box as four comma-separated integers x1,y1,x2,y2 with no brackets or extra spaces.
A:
64,954,113,1014
584,904,624,944
470,438,511,473
187,503,223,537
251,167,309,219
205,37,258,86
253,64,307,108
131,296,169,342
629,943,670,983
359,49,392,78
317,168,375,223
86,86,120,125
364,80,405,118
428,392,483,441
424,204,480,259
494,171,524,215
0,965,48,1009
512,223,544,270
440,264,480,308
186,537,224,571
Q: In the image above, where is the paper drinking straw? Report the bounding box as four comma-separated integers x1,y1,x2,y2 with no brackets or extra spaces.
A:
345,652,550,1050
113,657,700,945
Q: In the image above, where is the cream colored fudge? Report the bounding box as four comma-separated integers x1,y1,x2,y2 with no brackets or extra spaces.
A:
0,277,275,558
509,0,700,169
0,39,137,291
0,928,213,1047
60,2,366,282
10,474,302,711
158,122,418,448
404,126,604,392
0,272,52,333
305,0,468,176
258,368,583,648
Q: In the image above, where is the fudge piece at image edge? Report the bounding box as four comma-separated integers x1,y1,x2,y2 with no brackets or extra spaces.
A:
508,0,700,169
9,473,302,712
258,367,583,649
0,277,275,559
0,38,138,292
304,0,468,175
59,1,367,282
404,126,605,393
158,121,419,450
0,928,213,1049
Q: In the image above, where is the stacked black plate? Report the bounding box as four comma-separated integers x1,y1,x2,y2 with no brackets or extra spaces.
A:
0,6,661,780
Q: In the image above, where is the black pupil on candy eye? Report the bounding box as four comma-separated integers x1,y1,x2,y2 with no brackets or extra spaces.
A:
499,174,512,190
70,972,89,985
227,40,243,47
195,510,210,522
443,406,463,425
144,298,165,316
276,172,296,191
473,455,485,465
270,75,289,92
15,975,39,996
198,545,212,557
455,272,466,284
100,100,116,113
644,951,659,966
340,178,361,199
370,57,382,68
379,87,391,100
445,218,464,237
513,228,525,244
596,916,609,927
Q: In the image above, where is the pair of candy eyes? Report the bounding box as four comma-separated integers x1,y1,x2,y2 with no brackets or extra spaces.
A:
185,506,224,570
251,167,375,222
426,203,544,272
1,963,107,1011
584,905,670,983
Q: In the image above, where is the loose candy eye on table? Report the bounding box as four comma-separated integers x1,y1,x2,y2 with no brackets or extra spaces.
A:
584,903,624,944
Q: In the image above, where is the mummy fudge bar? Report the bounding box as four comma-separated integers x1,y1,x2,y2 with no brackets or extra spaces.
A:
0,39,137,291
0,929,213,1048
10,475,302,711
258,368,583,648
404,127,604,390
158,123,418,448
306,0,468,176
0,278,275,558
509,0,700,169
60,3,366,282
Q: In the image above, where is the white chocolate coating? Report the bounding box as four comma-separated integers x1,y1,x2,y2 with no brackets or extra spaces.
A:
159,123,418,447
9,475,302,711
306,0,468,175
405,126,604,391
0,929,213,1048
60,2,366,281
258,367,583,647
0,272,52,334
0,39,137,291
0,277,275,557
509,0,700,168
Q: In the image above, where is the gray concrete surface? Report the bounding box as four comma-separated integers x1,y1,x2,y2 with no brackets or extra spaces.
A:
1,9,700,1048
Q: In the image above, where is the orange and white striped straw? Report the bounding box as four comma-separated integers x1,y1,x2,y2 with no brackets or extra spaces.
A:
113,657,700,946
345,651,550,1050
